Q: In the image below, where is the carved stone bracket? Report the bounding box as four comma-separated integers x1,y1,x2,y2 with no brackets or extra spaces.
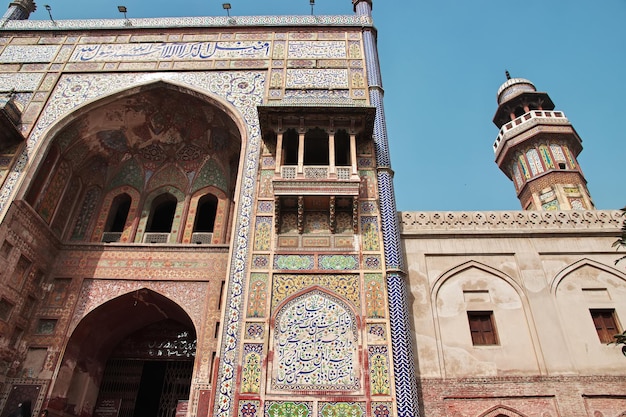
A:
352,196,359,233
297,196,304,234
329,196,336,234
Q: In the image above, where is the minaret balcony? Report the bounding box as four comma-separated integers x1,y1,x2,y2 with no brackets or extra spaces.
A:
493,110,571,154
273,165,360,196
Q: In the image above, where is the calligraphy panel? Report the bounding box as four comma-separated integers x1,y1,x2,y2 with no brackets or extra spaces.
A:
287,41,347,59
70,42,271,63
272,290,359,391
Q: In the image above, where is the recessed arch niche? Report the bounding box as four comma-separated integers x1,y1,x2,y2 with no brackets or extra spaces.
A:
49,289,196,417
22,82,242,244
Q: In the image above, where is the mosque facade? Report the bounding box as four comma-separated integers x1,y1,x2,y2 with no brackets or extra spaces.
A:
0,1,624,417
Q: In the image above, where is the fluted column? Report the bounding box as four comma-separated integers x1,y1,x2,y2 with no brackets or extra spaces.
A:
353,1,420,416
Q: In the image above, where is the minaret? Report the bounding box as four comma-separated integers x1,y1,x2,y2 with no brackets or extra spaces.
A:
1,0,37,24
493,73,594,211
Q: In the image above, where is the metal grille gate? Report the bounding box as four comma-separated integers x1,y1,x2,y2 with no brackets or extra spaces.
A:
97,359,192,417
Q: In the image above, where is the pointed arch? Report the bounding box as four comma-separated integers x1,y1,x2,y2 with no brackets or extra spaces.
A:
430,260,545,377
91,186,141,243
15,78,248,204
550,258,626,295
147,164,189,193
135,186,185,243
50,288,197,417
182,186,229,244
432,260,526,302
479,405,529,417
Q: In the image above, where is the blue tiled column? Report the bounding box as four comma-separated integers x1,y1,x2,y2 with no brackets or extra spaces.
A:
353,1,420,416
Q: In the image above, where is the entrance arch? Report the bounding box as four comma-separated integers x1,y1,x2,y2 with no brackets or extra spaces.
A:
49,289,197,417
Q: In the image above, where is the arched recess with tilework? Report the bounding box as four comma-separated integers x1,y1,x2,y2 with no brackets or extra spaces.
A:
18,81,244,244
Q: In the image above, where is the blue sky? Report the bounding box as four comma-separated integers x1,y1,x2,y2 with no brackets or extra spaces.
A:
26,0,626,211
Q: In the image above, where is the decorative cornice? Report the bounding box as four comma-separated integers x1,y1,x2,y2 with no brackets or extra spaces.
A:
399,209,622,235
0,14,372,31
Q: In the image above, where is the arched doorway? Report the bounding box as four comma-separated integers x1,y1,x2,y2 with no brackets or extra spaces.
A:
49,290,196,417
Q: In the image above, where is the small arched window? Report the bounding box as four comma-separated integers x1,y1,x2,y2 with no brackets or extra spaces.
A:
194,194,218,233
106,194,131,233
102,193,131,242
147,193,177,233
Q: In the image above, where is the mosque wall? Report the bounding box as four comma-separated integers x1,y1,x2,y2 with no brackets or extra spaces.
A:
401,209,626,416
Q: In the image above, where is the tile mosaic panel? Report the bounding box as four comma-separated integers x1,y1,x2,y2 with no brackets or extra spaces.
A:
359,170,377,199
361,216,380,251
272,274,360,312
319,402,365,417
257,201,273,214
251,254,270,269
360,201,377,214
273,255,314,271
246,273,268,319
348,41,362,59
3,15,368,32
147,165,189,192
283,89,351,101
0,45,60,63
302,236,331,248
273,290,359,391
56,248,228,280
287,41,347,59
318,255,359,271
71,41,271,62
254,217,272,251
109,158,144,191
351,69,365,88
245,322,265,340
371,402,393,417
70,187,100,241
367,324,387,343
238,400,261,417
363,255,381,270
365,274,386,319
191,158,228,194
37,161,70,223
270,69,283,88
285,69,348,89
0,73,44,92
71,280,209,333
241,344,263,394
368,346,391,395
265,401,312,417
258,170,274,198
272,41,286,59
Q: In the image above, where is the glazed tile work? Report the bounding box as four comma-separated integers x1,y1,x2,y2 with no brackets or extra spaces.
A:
0,9,404,417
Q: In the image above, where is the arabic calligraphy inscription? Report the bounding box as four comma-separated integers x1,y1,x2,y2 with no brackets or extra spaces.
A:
71,41,271,63
273,290,359,391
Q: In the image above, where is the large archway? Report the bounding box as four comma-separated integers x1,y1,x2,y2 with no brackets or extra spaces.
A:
21,82,242,244
49,289,197,417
